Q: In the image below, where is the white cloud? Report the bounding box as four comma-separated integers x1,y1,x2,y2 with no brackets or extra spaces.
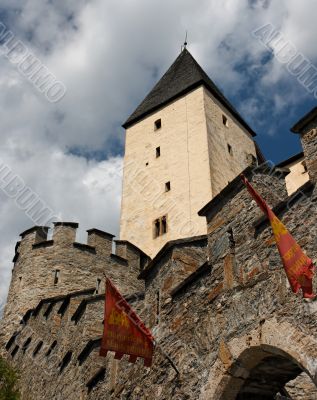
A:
1,0,317,307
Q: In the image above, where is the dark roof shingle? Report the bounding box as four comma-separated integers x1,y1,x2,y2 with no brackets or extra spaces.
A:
123,49,256,136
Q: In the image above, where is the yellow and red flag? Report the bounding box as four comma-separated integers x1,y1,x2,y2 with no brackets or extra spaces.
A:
100,278,154,366
241,175,315,299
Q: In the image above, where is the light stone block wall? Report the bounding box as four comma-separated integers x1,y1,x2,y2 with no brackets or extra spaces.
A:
120,87,211,258
120,86,257,258
204,88,257,196
284,158,309,195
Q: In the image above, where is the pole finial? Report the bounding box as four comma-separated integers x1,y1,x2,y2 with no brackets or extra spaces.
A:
184,30,188,48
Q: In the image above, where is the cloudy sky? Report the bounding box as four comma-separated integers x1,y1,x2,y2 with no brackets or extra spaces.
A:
0,0,317,307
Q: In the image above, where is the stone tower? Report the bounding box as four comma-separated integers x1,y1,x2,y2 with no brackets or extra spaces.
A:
120,49,259,257
0,222,147,349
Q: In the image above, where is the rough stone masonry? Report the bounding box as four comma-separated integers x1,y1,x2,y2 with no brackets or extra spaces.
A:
2,109,317,399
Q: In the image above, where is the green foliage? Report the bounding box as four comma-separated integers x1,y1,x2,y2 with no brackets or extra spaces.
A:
0,357,20,400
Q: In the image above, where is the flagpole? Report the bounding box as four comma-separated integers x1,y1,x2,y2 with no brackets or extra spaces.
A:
155,342,180,375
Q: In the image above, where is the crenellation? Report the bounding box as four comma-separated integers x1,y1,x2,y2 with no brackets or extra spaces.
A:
87,228,114,256
18,226,49,255
291,108,317,184
53,222,78,246
115,240,151,271
20,226,49,241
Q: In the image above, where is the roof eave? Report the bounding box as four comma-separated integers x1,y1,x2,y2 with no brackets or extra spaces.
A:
123,81,256,137
291,107,317,133
138,234,207,279
276,152,304,168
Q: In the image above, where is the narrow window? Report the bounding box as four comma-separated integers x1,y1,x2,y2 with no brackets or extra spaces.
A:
58,299,70,317
154,219,160,238
222,115,228,127
165,181,171,192
302,160,308,173
154,119,162,130
156,146,161,158
53,269,60,285
86,368,106,393
96,278,101,294
227,228,235,251
161,216,167,234
227,144,233,156
22,337,32,354
46,341,57,357
11,345,19,359
6,332,18,351
156,291,160,325
44,303,54,318
18,276,22,289
153,216,168,238
59,351,72,374
78,339,102,366
33,341,43,357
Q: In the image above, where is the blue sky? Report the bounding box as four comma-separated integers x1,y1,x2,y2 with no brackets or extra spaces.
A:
0,0,317,305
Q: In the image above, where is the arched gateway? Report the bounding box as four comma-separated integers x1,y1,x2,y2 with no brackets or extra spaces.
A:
217,346,316,400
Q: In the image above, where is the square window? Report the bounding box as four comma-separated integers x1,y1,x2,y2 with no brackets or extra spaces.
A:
222,115,228,127
165,181,171,192
154,119,162,130
153,216,168,238
156,147,161,158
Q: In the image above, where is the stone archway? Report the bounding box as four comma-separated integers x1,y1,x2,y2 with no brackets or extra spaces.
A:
218,346,316,400
200,319,317,400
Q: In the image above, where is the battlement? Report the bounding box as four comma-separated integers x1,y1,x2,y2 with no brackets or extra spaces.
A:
14,223,116,258
3,286,147,399
2,222,150,347
13,222,151,266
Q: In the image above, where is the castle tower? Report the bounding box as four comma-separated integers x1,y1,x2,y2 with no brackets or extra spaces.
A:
120,49,259,257
0,222,147,349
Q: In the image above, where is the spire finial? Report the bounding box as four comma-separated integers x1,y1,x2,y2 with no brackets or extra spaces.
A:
181,31,188,52
184,31,188,48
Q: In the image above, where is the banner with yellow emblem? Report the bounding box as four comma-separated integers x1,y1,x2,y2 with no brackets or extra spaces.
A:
241,174,315,299
100,278,154,366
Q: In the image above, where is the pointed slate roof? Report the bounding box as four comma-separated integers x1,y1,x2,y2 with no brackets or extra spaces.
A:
123,49,256,136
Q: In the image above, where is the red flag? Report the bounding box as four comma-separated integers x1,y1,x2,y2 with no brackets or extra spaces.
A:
100,278,154,366
241,174,315,299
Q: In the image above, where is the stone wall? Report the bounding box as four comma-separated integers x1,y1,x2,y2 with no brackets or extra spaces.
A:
204,88,257,197
300,120,317,183
3,165,317,399
283,156,309,195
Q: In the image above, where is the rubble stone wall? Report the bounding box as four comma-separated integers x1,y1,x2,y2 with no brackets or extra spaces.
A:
3,167,317,399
